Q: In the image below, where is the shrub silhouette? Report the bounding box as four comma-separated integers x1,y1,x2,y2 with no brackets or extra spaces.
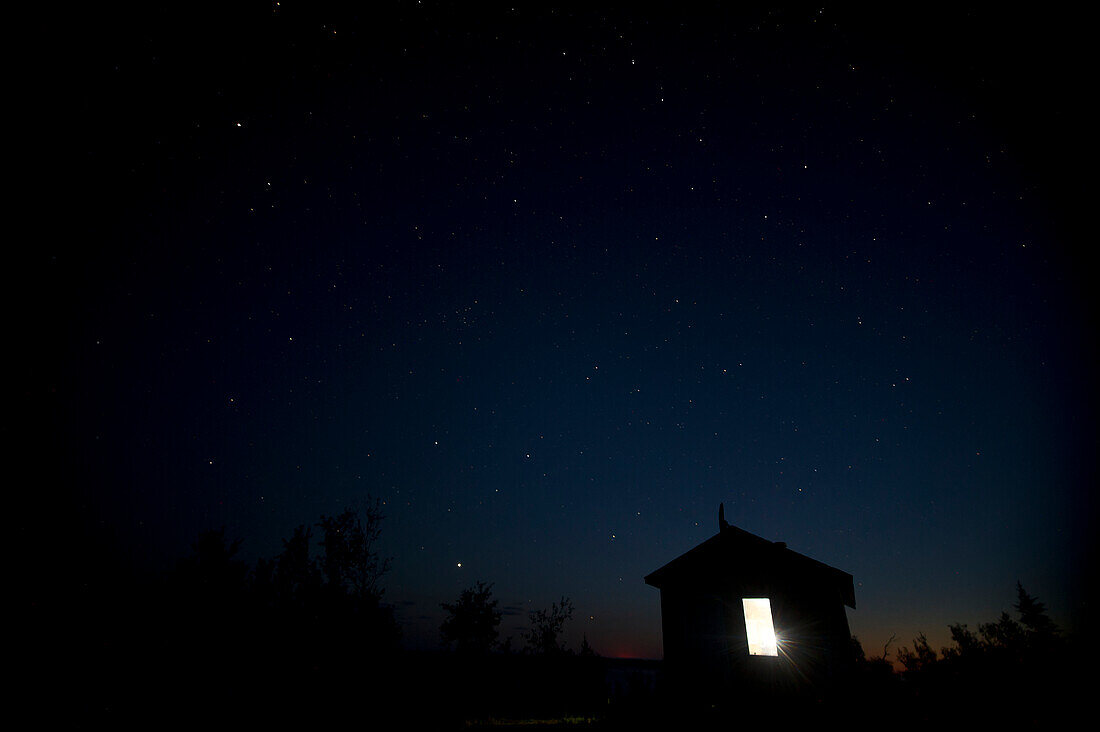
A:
440,580,502,655
522,596,575,655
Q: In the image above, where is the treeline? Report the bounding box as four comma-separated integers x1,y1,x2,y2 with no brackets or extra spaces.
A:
59,502,610,727
433,581,611,723
62,501,406,725
845,583,1078,727
46,501,1081,728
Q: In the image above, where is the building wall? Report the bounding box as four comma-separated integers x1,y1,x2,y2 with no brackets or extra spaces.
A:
659,579,852,701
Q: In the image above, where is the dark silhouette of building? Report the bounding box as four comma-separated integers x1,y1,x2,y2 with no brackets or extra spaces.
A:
645,509,856,703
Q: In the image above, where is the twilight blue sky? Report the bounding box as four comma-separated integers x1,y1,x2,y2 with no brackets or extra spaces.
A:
36,4,1092,659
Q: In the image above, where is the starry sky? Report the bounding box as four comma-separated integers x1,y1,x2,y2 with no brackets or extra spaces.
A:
35,4,1093,660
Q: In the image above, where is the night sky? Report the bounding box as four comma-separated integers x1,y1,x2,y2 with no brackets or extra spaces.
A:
35,4,1093,660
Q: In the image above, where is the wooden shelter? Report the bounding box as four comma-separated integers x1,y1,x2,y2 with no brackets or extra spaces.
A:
645,509,856,701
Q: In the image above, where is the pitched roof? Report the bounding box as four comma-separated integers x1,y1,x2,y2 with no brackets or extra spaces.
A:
644,524,856,609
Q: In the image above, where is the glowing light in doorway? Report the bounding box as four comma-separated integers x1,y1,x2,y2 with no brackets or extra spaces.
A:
742,598,778,656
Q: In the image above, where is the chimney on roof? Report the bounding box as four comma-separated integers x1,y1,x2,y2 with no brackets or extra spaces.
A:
718,503,730,532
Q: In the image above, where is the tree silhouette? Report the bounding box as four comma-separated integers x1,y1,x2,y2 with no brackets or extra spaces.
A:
174,527,248,601
317,500,391,601
847,633,899,702
1014,581,1058,643
157,528,255,719
940,623,982,661
313,503,400,654
522,596,575,655
978,611,1026,652
898,583,1061,672
440,581,502,655
896,632,937,673
889,584,1069,726
272,524,322,610
259,502,400,670
856,632,895,668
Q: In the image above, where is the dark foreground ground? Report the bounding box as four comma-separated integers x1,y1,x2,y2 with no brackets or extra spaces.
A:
23,578,1085,730
36,646,1085,730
